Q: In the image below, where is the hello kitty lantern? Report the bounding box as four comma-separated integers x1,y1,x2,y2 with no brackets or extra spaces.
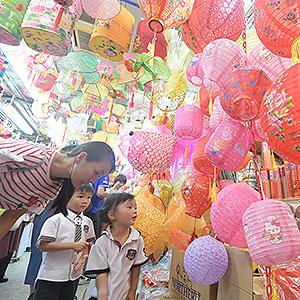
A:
243,199,300,267
205,120,252,171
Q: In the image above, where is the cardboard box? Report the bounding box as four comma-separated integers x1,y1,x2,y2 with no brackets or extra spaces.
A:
217,246,265,300
168,247,218,300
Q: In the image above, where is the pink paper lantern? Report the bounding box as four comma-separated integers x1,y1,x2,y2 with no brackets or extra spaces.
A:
248,43,292,82
209,96,231,131
205,120,252,171
82,0,121,20
252,119,265,143
201,39,247,94
211,182,260,248
186,53,204,87
174,105,203,140
243,199,300,267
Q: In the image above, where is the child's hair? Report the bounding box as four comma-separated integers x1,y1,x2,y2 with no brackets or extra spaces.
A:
99,193,135,225
51,142,115,216
75,183,94,195
113,174,127,186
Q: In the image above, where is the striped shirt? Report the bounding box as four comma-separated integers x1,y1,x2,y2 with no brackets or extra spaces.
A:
0,139,62,213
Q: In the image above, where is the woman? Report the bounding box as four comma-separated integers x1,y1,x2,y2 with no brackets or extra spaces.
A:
0,139,115,240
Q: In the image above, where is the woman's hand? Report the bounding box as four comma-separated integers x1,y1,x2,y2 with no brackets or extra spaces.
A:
73,241,89,253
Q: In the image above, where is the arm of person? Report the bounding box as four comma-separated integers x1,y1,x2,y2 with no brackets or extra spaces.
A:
96,186,109,198
39,240,89,252
126,266,141,300
96,273,109,300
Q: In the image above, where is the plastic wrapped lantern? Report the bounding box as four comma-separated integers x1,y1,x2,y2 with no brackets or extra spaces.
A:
220,67,271,121
184,236,228,285
260,63,300,165
201,39,247,94
243,199,300,267
254,0,300,61
89,6,135,62
126,131,175,174
0,0,30,46
186,53,204,87
133,19,167,59
174,105,203,140
205,120,252,171
209,96,231,131
211,182,260,248
248,43,292,82
181,174,211,219
82,0,121,20
138,0,194,33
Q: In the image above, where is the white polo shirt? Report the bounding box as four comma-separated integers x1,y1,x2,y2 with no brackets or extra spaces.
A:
84,226,148,300
36,209,96,282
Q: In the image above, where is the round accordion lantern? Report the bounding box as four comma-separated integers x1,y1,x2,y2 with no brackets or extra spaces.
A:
186,53,204,87
220,67,271,121
184,236,228,285
0,0,30,46
127,131,175,174
82,0,121,20
260,63,300,165
211,182,260,248
243,199,300,267
89,6,135,62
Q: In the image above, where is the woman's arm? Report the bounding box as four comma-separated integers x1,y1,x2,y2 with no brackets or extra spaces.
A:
96,186,109,198
39,240,89,252
126,266,141,300
96,273,109,300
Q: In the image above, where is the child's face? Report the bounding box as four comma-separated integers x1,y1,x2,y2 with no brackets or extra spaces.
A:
112,198,137,227
114,181,125,189
67,189,92,214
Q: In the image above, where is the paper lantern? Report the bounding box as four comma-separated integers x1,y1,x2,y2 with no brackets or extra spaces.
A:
254,0,300,60
243,199,300,267
126,131,175,174
184,236,228,285
138,0,193,33
205,120,252,171
186,53,204,87
0,0,30,46
21,0,82,56
233,151,251,172
174,105,203,140
248,43,292,82
236,28,261,54
133,19,167,59
220,67,271,121
181,174,211,219
252,118,265,143
211,182,260,248
89,6,135,62
260,63,300,164
82,0,121,20
209,96,231,131
201,39,247,94
192,135,221,177
199,86,217,116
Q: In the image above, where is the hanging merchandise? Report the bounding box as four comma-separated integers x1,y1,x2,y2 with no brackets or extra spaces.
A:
34,68,58,92
21,0,82,56
0,58,8,85
260,63,300,165
236,28,261,54
243,199,300,267
220,66,271,121
89,6,135,62
186,53,204,87
0,0,30,46
199,86,218,116
209,96,231,131
82,0,120,20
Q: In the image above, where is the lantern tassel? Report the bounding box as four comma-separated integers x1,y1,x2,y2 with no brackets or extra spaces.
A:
195,89,200,105
271,150,276,169
108,103,114,124
211,166,218,202
129,93,134,108
185,140,188,158
148,100,153,119
272,267,278,300
163,106,168,124
54,6,64,31
209,93,213,115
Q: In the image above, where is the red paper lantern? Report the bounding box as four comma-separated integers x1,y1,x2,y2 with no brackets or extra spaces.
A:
181,174,211,219
260,63,300,164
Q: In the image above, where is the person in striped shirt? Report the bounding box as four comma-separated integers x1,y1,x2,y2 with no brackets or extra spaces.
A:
0,139,116,240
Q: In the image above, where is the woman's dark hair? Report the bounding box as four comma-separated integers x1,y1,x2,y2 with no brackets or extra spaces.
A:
51,142,116,216
113,174,127,186
98,193,135,225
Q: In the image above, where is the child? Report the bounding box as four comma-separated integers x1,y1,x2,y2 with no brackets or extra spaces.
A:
84,193,148,300
34,184,96,300
98,174,127,198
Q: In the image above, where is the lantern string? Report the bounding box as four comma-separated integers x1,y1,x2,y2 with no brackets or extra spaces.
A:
264,266,274,300
272,267,279,300
242,23,247,55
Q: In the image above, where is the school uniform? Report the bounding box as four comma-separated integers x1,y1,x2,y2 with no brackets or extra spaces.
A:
84,226,148,300
34,209,96,300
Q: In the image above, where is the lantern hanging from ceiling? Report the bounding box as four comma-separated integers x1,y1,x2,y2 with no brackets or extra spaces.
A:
260,63,300,165
186,53,204,87
174,105,203,140
209,96,231,131
220,67,271,121
89,6,135,62
201,39,247,94
181,174,211,219
248,43,292,82
254,0,300,61
0,0,30,46
211,182,260,248
138,0,194,33
199,86,217,116
205,120,252,171
184,236,228,285
243,199,300,267
82,0,121,20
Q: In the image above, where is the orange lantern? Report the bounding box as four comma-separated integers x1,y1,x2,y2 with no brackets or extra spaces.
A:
260,63,300,165
199,86,218,116
181,174,211,219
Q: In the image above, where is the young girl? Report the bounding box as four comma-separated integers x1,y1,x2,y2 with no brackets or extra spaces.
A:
84,193,148,300
34,184,96,300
